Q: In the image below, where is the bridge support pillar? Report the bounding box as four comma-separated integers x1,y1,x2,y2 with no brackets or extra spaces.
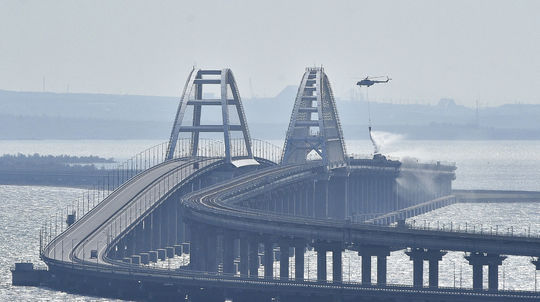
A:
328,176,347,219
206,230,218,272
406,248,447,288
314,179,329,218
428,257,440,289
125,233,135,257
121,239,128,259
159,205,169,248
143,216,152,251
115,241,123,259
264,240,274,278
134,223,144,254
315,244,328,282
332,245,342,282
198,227,209,271
151,211,160,250
301,183,309,216
377,253,388,286
239,236,249,276
279,239,290,280
176,205,185,244
488,263,499,291
270,194,277,212
466,252,506,291
222,232,235,275
361,254,371,285
168,200,178,245
294,240,305,280
294,186,301,215
472,263,482,290
248,238,259,277
189,224,203,270
308,181,315,217
412,256,423,288
357,245,390,286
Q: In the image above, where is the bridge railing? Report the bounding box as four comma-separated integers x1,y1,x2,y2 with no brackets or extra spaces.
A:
404,219,539,238
170,137,283,163
39,140,168,253
251,138,282,164
101,157,221,253
39,138,283,254
39,139,206,253
202,163,540,243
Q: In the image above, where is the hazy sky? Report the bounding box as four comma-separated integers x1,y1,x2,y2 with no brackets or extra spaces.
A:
1,0,538,106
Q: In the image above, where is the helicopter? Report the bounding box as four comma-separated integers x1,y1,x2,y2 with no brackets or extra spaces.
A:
356,76,391,87
354,75,391,157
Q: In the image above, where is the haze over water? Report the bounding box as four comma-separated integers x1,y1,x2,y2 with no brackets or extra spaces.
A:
1,138,539,190
1,139,540,300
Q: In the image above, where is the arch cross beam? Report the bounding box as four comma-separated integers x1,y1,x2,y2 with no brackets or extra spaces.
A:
166,68,256,166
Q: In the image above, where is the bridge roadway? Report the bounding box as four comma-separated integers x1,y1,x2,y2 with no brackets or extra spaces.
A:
183,164,540,257
42,156,221,265
41,158,540,301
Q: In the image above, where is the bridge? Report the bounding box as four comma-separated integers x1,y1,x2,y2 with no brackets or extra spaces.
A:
22,67,540,301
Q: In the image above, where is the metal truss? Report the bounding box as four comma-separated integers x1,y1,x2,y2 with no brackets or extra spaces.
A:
166,68,255,166
281,67,347,169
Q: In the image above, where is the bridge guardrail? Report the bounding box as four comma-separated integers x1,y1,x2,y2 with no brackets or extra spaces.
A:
40,138,283,256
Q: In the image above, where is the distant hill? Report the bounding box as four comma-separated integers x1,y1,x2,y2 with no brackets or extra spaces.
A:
1,89,539,140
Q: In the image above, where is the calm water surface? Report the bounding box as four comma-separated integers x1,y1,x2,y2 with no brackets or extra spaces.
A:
1,139,540,300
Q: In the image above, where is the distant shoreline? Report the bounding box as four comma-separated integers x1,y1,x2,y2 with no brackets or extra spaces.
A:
0,154,116,188
0,171,108,188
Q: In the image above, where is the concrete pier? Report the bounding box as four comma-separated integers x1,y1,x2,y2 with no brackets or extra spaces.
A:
357,245,390,286
264,240,273,278
406,248,447,288
466,252,506,291
279,239,290,280
315,244,327,282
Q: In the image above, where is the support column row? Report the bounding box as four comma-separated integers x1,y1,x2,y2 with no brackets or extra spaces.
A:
406,248,447,288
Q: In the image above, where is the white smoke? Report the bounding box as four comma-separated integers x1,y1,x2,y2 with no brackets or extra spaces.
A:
397,157,441,207
369,131,405,154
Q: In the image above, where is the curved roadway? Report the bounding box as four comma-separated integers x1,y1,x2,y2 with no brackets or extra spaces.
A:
41,158,540,301
183,164,540,257
42,157,220,265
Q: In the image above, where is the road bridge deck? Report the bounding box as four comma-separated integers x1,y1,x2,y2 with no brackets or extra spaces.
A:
42,157,220,265
38,157,540,301
183,164,540,257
